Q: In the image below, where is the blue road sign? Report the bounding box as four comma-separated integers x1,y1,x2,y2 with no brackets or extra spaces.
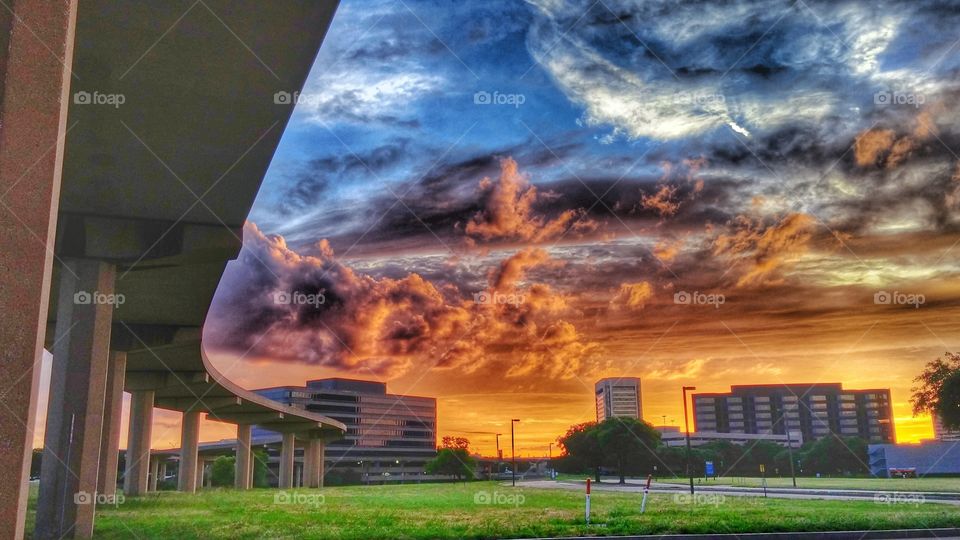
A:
705,461,715,476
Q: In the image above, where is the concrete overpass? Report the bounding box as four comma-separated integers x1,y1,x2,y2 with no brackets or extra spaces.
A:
0,1,342,538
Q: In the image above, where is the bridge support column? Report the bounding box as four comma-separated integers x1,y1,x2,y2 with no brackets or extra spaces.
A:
178,411,201,493
123,390,153,496
304,439,324,488
149,456,160,492
35,261,115,540
235,424,252,489
97,352,126,498
0,0,78,537
279,433,295,489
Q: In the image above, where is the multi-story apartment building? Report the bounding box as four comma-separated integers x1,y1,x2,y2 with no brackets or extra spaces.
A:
255,378,437,482
595,378,642,423
693,383,893,443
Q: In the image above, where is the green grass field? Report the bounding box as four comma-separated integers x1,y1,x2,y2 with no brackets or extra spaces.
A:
24,481,960,539
653,476,960,492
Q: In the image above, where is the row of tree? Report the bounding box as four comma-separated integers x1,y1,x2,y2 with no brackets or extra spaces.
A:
555,417,873,481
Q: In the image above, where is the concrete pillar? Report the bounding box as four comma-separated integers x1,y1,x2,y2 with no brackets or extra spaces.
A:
178,411,201,493
123,390,154,496
148,456,160,492
279,433,295,488
97,352,126,498
196,460,205,490
293,462,302,488
317,441,325,488
35,261,116,540
235,424,252,489
304,439,324,488
0,1,77,537
158,461,167,488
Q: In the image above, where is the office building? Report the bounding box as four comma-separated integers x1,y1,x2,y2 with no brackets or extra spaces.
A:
693,383,893,443
932,413,960,441
256,378,437,482
595,378,642,422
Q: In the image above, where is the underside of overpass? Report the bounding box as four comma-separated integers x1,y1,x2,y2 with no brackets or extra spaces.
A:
0,1,342,538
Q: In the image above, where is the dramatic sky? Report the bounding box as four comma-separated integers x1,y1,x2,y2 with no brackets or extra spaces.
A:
177,0,960,455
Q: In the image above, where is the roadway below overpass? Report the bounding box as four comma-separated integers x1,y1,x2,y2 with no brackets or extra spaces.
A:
519,478,960,505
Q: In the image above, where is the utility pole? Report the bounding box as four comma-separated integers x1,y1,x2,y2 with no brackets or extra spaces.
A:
682,386,697,495
511,419,520,487
496,433,502,475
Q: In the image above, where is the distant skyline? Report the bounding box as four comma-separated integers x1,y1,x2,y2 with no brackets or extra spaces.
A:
35,0,958,455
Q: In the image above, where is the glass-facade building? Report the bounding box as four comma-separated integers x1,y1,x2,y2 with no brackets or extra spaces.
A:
255,378,437,482
693,383,894,443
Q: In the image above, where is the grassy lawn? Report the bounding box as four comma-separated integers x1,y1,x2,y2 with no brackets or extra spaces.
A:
653,476,960,492
24,481,960,539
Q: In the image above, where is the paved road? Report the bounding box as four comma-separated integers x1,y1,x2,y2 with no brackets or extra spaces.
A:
519,478,960,505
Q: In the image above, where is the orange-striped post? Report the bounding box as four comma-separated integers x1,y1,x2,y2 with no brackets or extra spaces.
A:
585,477,591,523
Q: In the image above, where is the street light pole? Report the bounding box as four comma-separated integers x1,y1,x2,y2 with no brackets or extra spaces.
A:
511,419,520,487
495,433,502,476
785,416,797,487
682,386,697,495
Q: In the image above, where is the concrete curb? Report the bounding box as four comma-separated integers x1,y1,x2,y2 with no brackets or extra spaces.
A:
527,528,960,540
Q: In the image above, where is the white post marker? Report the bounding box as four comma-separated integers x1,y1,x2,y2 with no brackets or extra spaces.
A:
640,474,652,513
585,478,591,524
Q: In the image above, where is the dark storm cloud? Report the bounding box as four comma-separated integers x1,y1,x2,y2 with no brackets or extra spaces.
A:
277,138,412,214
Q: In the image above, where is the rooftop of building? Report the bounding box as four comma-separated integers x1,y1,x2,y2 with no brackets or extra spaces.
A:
255,378,436,402
693,383,892,397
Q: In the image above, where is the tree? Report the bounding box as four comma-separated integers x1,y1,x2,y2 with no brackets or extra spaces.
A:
253,449,270,487
911,352,960,429
557,422,603,481
938,371,960,429
440,436,470,451
426,437,475,481
210,456,235,486
799,436,868,475
596,418,661,484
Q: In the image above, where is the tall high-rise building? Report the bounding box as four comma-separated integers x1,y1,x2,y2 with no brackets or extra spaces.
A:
693,383,893,443
255,378,437,481
595,378,642,422
932,413,960,441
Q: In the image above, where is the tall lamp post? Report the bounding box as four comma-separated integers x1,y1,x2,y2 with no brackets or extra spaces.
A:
784,416,797,487
682,386,696,495
511,419,520,487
